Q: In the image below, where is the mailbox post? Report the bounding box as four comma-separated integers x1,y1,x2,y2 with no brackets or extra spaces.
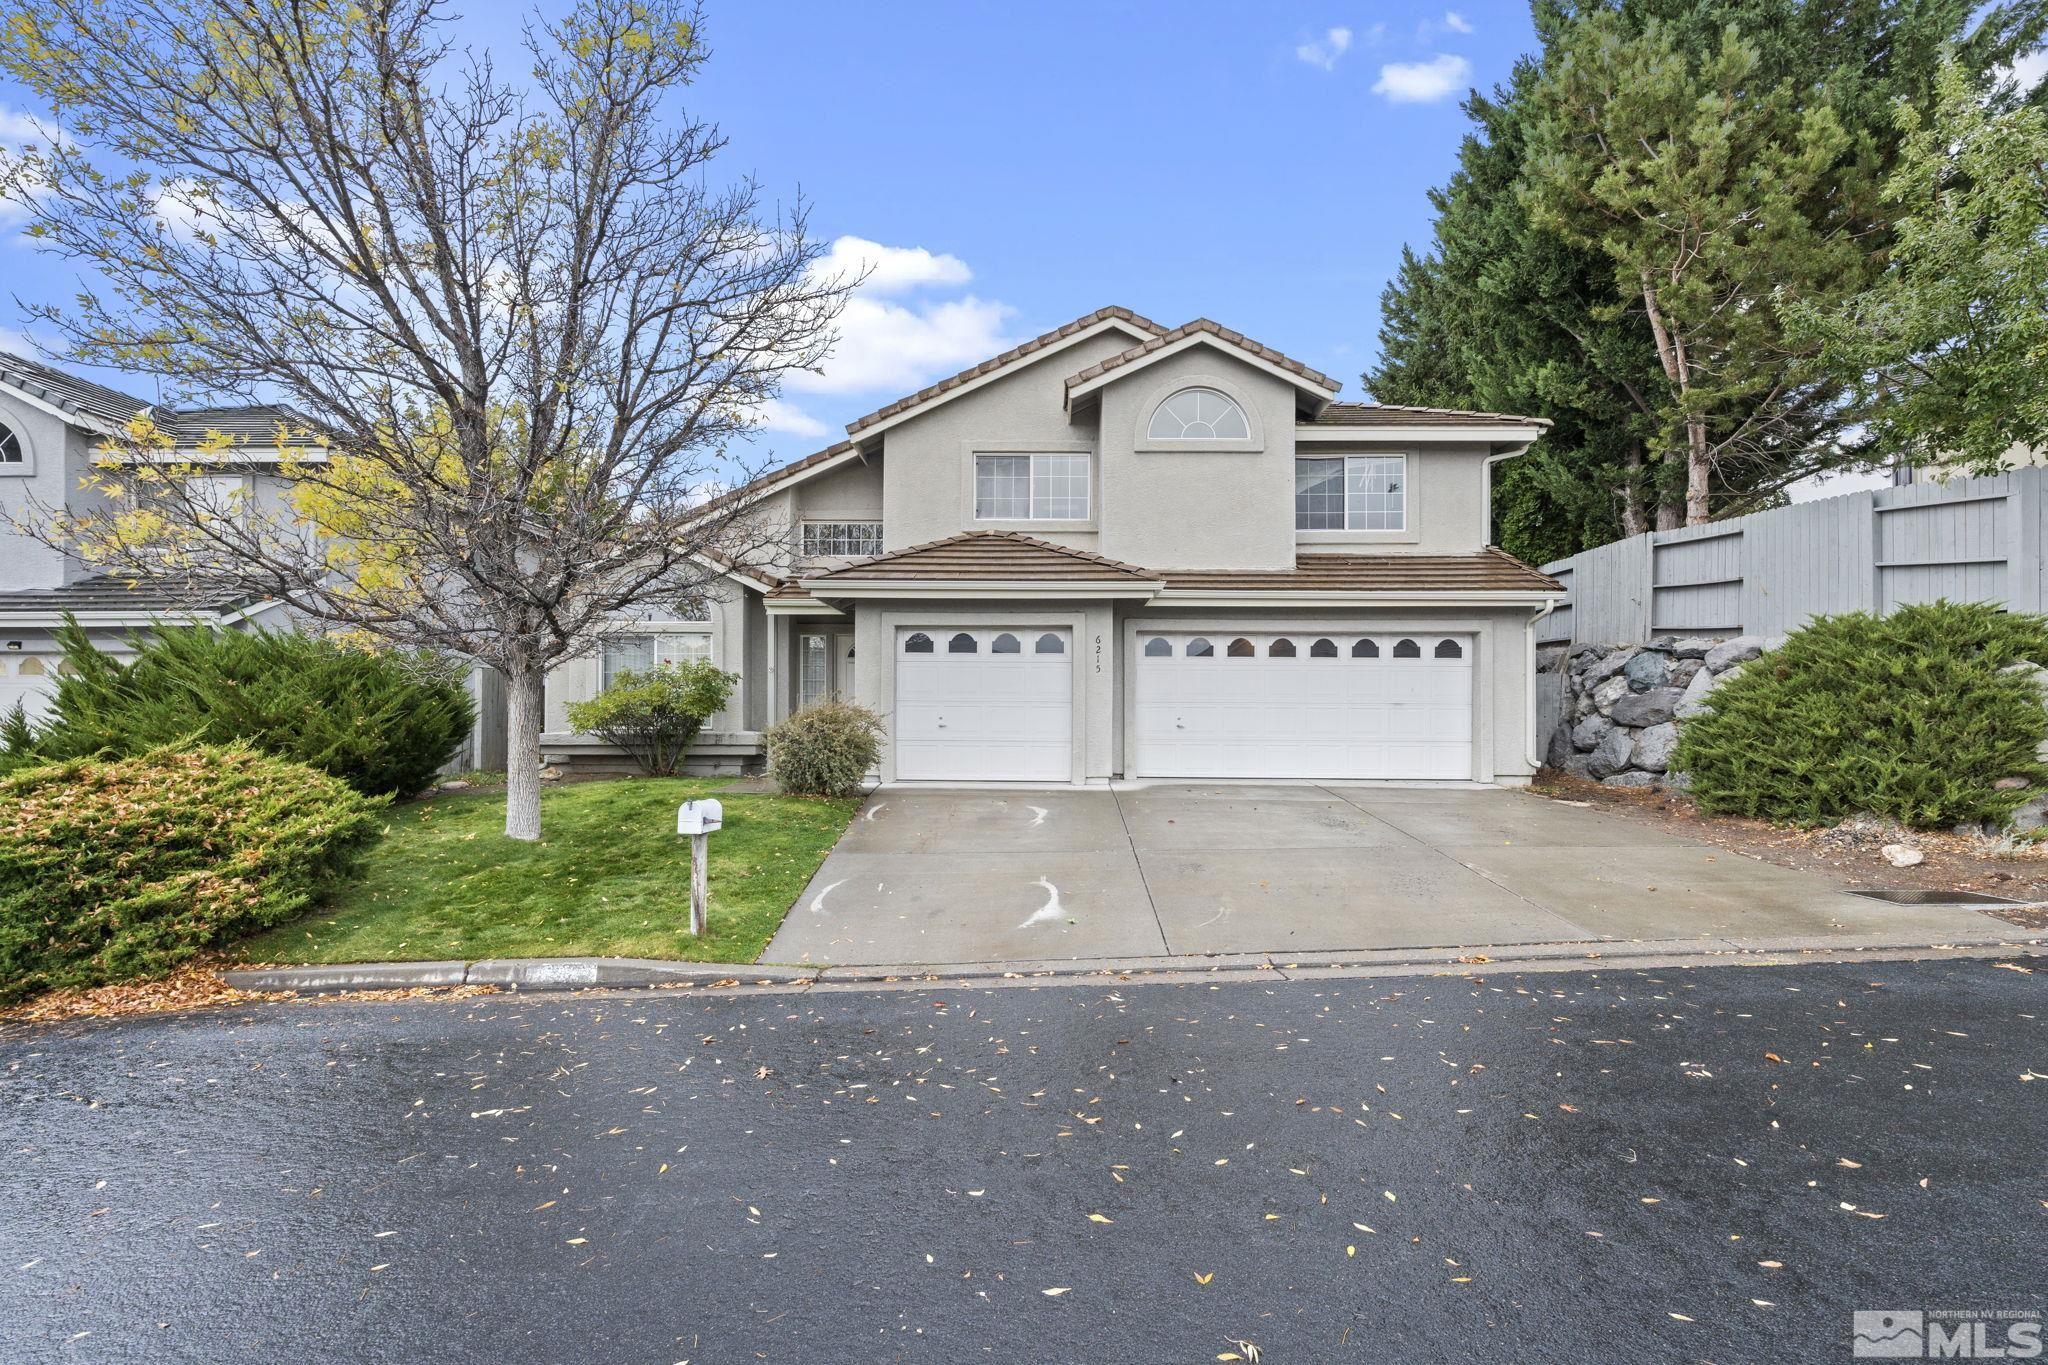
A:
676,799,723,936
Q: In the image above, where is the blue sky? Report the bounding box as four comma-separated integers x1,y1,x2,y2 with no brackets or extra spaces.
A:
0,0,1542,468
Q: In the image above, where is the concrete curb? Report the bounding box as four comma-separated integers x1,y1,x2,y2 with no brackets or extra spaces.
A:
223,930,2047,997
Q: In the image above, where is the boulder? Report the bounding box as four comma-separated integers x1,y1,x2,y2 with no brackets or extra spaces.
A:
1569,642,1605,671
1670,658,1703,689
1581,648,1637,686
2009,793,2048,831
1622,650,1672,692
1632,721,1680,773
1880,843,1924,868
1592,675,1632,712
1586,727,1635,779
1610,687,1684,728
1704,635,1765,673
1572,713,1614,752
1544,725,1576,770
1601,771,1663,789
1536,645,1568,675
438,779,471,792
1675,666,1719,720
1665,636,1719,659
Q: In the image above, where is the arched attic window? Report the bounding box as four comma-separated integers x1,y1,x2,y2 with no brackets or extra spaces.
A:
1147,387,1250,440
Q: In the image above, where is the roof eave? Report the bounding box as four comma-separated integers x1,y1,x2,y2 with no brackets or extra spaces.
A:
1151,588,1562,607
1294,425,1547,443
1064,331,1343,411
798,578,1165,600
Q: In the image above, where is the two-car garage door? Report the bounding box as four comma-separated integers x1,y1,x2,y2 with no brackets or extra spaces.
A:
1133,631,1473,780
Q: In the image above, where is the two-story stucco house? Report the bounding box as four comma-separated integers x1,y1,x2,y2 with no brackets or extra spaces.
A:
545,307,1564,786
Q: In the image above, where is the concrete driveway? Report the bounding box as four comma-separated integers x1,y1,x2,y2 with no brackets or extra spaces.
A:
764,784,2019,967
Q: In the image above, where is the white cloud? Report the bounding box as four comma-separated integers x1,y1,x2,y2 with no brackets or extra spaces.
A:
815,235,971,295
788,293,1015,398
1441,11,1474,34
1372,54,1472,104
2003,47,2048,92
754,397,832,439
1296,26,1354,72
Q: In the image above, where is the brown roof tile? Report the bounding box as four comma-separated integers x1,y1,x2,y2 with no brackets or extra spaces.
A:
1066,318,1342,396
1308,401,1548,429
1162,548,1561,594
804,531,1160,584
845,306,1166,434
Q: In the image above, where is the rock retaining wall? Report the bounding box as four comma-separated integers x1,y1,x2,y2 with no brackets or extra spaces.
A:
1537,635,1773,789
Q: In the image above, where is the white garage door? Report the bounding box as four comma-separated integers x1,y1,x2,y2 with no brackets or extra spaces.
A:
895,628,1073,781
1134,631,1473,780
0,657,56,727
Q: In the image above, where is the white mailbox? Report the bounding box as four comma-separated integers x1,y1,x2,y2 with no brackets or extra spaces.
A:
676,798,723,836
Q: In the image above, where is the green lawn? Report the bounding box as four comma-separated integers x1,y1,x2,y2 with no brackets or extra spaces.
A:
238,778,859,966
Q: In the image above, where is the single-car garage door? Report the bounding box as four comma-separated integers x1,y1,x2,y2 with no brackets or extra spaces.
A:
895,628,1072,781
1134,631,1473,780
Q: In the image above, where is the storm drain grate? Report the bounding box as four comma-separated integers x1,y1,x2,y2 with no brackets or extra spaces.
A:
1849,889,2028,908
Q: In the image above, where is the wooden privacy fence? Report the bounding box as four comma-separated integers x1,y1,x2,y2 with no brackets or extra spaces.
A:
1539,465,2048,645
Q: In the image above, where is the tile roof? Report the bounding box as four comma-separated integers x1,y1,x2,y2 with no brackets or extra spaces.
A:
845,306,1166,434
691,440,859,518
0,351,327,446
0,573,262,616
804,531,1159,583
1066,318,1342,396
1162,549,1562,594
1307,402,1549,429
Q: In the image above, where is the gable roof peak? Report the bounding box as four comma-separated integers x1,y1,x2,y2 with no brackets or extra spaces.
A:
1065,317,1342,400
843,304,1166,436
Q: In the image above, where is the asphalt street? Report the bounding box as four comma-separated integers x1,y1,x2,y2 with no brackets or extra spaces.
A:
2,958,2043,1363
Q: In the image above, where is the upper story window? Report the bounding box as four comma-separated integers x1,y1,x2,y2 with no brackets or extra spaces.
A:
0,422,21,465
600,633,712,690
802,521,883,558
1295,454,1405,532
1148,387,1250,441
975,452,1089,521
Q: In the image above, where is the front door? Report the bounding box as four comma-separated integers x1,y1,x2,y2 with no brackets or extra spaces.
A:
796,629,854,712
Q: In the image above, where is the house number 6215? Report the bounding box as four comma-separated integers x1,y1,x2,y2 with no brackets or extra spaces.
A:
1094,634,1103,674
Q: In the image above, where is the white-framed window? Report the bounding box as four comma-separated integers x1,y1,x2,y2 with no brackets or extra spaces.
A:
600,633,712,689
974,452,1090,521
798,632,830,710
1148,387,1250,440
0,421,22,465
801,521,884,558
1295,454,1405,531
182,473,248,523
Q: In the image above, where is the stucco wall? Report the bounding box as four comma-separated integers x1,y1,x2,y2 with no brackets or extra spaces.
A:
877,329,1138,555
1094,349,1300,571
0,392,85,589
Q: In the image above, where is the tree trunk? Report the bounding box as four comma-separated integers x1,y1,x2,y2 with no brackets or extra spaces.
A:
1683,415,1712,525
1618,442,1648,537
504,665,544,842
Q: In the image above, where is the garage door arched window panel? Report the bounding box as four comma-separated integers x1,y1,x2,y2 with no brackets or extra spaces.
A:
1143,637,1172,657
16,656,44,675
1147,387,1251,441
1268,638,1297,658
1034,633,1065,654
992,633,1022,654
1309,638,1338,658
1434,639,1463,659
1185,637,1214,658
947,632,978,654
1392,638,1421,658
1352,638,1379,658
903,632,934,654
1227,637,1256,658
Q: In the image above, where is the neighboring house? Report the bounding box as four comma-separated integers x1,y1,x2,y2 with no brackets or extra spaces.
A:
0,352,519,766
544,307,1563,785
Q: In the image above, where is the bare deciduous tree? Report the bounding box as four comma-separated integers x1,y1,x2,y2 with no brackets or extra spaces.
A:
0,0,852,837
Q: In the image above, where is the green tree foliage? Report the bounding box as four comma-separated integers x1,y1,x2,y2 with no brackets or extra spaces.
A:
763,700,884,799
1791,59,2048,474
1370,0,2045,551
0,745,383,1004
1674,602,2048,828
565,661,737,776
6,621,473,797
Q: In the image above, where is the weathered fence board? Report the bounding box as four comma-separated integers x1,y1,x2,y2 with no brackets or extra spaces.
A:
1541,467,2046,644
